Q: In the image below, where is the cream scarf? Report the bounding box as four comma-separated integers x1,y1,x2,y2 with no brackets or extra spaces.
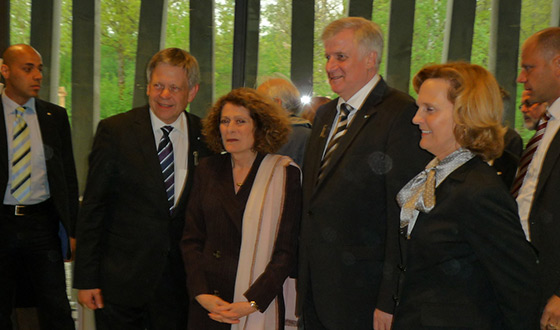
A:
232,154,298,330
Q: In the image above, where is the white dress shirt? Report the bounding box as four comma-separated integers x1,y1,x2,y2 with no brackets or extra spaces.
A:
2,92,50,205
517,98,560,240
322,74,381,159
150,110,190,206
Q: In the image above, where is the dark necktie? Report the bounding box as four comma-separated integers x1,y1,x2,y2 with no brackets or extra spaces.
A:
511,112,551,198
158,126,175,213
11,106,31,202
318,103,351,181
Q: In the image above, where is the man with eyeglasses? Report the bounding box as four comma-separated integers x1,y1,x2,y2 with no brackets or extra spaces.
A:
74,48,211,329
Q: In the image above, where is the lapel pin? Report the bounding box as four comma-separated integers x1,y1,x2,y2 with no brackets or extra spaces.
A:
320,125,329,138
47,112,52,116
364,114,369,119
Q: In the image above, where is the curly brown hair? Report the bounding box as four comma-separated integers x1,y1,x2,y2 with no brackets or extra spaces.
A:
413,62,506,161
203,87,291,154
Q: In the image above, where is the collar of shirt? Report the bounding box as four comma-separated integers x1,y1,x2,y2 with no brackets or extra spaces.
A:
2,92,36,116
149,108,187,145
336,74,380,123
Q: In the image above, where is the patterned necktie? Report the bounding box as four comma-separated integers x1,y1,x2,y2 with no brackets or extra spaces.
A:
158,126,175,214
511,112,551,198
318,103,351,181
11,106,31,202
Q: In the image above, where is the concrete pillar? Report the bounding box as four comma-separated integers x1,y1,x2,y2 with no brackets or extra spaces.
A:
291,0,314,97
552,0,560,27
132,0,168,109
190,0,215,117
30,0,61,103
232,0,260,89
348,0,373,20
72,0,101,195
489,0,521,127
385,0,415,93
442,0,476,62
0,0,9,56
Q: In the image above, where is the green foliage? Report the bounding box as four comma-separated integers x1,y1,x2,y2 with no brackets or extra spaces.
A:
7,0,557,139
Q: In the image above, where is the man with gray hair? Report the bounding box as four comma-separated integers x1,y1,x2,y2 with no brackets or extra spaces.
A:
297,17,430,329
257,77,311,165
74,48,211,329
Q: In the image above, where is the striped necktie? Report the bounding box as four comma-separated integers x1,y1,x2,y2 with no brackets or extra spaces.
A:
511,112,551,198
318,103,351,181
11,106,32,202
158,126,175,214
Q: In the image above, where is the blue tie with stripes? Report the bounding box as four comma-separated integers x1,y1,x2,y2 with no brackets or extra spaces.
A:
158,126,175,214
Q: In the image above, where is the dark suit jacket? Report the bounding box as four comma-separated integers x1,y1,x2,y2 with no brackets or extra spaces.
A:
297,78,431,329
181,153,301,330
528,128,560,304
73,105,210,307
0,99,79,257
393,157,540,330
493,127,523,188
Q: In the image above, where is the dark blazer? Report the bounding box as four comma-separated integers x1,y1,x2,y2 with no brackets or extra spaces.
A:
393,157,540,330
73,105,210,307
297,78,431,329
493,128,523,188
0,99,79,256
181,153,301,330
528,128,560,304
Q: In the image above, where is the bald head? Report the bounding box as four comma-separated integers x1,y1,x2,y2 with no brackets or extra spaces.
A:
0,44,43,104
518,28,560,105
257,78,301,115
2,44,41,66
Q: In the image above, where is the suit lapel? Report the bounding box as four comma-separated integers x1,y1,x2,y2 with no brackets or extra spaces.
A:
307,102,337,188
132,107,169,210
314,79,387,188
534,129,560,200
175,111,200,212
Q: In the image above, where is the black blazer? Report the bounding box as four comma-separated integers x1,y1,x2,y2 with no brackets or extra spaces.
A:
393,157,540,329
0,99,79,257
528,128,560,303
181,153,301,330
73,106,211,307
297,78,431,329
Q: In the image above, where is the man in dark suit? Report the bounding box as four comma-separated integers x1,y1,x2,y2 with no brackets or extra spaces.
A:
296,17,430,330
516,27,560,329
74,48,211,329
0,44,78,329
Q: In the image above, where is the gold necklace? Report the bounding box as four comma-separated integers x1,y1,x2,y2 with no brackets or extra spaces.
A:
236,182,243,187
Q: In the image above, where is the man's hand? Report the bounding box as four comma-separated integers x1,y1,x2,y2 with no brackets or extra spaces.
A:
373,308,393,330
78,289,104,310
541,295,560,330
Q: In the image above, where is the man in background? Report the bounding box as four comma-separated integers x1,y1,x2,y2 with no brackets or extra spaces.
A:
0,44,78,329
257,77,311,165
515,27,560,329
74,48,211,329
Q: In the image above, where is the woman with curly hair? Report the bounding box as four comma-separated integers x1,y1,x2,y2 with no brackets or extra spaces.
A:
181,87,301,330
392,62,540,329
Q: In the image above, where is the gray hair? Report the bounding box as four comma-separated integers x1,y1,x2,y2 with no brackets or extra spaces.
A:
257,77,302,115
322,17,384,68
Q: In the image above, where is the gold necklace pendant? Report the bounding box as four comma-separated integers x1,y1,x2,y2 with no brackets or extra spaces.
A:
236,182,243,187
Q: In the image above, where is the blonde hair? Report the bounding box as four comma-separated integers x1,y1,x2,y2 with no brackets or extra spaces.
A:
413,62,506,161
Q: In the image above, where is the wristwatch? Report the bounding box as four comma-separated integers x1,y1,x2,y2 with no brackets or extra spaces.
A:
249,300,259,311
